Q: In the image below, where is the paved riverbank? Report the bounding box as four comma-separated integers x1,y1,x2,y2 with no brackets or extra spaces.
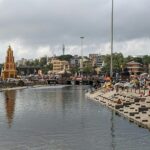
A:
0,84,72,91
86,89,150,130
0,86,28,91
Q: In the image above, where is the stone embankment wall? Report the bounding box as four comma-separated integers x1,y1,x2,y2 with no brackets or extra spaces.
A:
0,80,48,89
86,89,150,130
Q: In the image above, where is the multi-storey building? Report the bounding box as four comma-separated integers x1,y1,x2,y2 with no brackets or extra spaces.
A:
70,55,80,68
126,61,144,75
89,54,104,68
89,54,98,60
51,59,70,73
82,57,92,68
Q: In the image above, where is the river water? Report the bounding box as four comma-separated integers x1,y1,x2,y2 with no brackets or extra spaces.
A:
0,85,150,150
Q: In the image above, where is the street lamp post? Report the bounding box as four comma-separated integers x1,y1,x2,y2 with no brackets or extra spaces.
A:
80,36,84,76
110,2,115,149
110,0,113,77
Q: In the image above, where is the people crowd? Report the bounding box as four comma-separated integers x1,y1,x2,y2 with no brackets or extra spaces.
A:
88,72,150,96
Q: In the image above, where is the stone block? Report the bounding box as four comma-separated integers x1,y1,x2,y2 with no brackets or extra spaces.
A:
139,107,149,112
115,104,123,109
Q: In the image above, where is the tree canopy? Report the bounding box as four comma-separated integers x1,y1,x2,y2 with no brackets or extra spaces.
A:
102,53,124,73
57,55,73,62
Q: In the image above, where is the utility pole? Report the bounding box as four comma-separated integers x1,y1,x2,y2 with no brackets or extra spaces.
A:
80,37,84,76
110,0,114,77
110,2,115,149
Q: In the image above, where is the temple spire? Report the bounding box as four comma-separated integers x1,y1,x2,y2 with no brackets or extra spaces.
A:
1,46,17,80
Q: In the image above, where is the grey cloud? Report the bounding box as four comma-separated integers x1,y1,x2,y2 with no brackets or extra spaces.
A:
0,0,150,48
114,0,150,41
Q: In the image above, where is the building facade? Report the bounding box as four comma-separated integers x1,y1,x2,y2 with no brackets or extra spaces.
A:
51,59,70,73
89,54,104,68
1,46,17,80
16,58,28,67
70,55,80,68
82,57,92,68
126,61,144,75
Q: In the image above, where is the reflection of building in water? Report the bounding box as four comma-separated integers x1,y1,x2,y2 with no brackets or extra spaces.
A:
4,90,16,127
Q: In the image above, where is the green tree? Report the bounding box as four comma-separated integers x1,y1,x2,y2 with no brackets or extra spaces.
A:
57,55,73,62
143,55,150,65
42,63,53,74
124,56,144,64
70,67,79,74
25,61,34,66
124,55,134,64
39,57,47,67
133,57,143,64
113,53,124,71
102,53,124,73
83,66,93,75
33,59,40,66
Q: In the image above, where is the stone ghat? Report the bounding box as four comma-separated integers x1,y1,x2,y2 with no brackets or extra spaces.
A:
86,90,150,130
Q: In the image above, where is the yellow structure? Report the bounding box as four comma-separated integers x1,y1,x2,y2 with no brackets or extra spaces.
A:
51,59,70,73
82,58,92,68
1,46,17,80
5,90,16,127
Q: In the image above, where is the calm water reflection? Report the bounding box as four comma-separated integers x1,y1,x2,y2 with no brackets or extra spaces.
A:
4,90,16,128
0,85,150,150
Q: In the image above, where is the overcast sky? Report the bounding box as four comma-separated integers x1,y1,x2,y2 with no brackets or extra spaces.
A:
0,0,150,62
